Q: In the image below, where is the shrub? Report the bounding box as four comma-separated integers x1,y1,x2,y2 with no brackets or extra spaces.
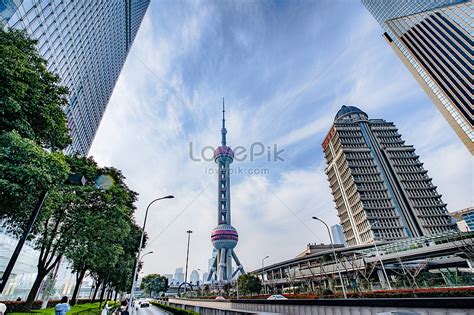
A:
149,301,198,315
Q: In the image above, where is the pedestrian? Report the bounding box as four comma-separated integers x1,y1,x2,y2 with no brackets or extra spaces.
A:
117,300,129,315
55,296,70,315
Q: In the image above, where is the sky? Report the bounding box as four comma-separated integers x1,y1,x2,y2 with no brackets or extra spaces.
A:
89,0,473,279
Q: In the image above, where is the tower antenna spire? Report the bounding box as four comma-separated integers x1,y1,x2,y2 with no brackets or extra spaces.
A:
221,97,227,146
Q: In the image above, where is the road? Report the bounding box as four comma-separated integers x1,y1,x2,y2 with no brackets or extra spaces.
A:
136,304,170,315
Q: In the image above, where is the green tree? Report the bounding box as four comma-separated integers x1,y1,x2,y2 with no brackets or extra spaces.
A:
0,131,69,233
0,28,71,150
141,274,169,296
23,157,139,309
238,274,262,296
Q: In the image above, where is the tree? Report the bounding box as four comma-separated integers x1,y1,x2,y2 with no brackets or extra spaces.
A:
0,131,69,233
24,156,140,309
238,274,262,296
0,28,70,150
141,274,169,296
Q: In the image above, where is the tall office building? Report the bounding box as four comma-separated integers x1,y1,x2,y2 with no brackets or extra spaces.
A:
322,105,457,246
362,0,473,154
331,224,347,246
1,0,150,155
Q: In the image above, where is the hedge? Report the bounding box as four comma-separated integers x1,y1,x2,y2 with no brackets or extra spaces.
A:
149,301,198,315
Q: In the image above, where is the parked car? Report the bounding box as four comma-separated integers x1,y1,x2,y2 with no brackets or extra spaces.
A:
267,295,287,300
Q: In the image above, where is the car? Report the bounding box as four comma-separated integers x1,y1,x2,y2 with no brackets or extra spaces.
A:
215,296,226,300
267,294,288,300
138,299,150,308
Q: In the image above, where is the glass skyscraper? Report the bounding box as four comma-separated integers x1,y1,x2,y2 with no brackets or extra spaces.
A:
323,106,457,246
1,0,150,155
362,0,473,154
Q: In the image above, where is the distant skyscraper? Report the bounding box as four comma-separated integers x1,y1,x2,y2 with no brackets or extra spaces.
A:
207,101,245,283
2,0,150,155
450,207,474,232
331,224,347,246
323,105,458,246
189,270,199,285
173,267,184,284
362,0,473,154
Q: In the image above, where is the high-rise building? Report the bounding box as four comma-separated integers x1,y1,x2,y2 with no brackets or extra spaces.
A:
322,105,458,246
189,270,199,285
450,207,474,232
362,0,473,154
2,0,150,155
331,224,347,246
173,267,184,284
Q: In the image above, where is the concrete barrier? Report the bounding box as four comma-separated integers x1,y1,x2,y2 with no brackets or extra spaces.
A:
166,298,474,315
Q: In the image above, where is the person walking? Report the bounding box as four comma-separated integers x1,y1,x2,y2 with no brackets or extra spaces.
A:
55,296,70,315
117,300,129,315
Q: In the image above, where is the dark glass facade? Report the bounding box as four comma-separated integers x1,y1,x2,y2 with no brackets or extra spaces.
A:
362,0,473,154
3,0,150,155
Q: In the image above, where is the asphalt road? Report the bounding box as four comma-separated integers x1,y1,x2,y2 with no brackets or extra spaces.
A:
136,304,170,315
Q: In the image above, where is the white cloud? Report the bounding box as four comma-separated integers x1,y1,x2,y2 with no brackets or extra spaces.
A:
89,1,473,278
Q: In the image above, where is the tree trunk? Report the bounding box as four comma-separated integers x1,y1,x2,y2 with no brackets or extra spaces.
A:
99,280,107,308
71,268,87,305
92,279,101,301
25,270,48,311
114,290,118,301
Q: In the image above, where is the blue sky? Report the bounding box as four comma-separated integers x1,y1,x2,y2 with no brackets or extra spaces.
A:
89,0,473,277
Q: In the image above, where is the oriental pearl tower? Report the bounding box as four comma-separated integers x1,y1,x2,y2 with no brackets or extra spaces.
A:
206,100,245,283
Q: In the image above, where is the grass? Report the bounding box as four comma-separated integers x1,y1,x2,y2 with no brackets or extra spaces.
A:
10,302,106,315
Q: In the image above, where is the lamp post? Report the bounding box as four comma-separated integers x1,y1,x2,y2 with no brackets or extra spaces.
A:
312,217,347,299
184,230,193,293
0,173,86,293
130,195,174,314
261,255,269,294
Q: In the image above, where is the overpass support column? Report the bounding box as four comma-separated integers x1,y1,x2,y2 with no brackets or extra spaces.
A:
377,269,388,289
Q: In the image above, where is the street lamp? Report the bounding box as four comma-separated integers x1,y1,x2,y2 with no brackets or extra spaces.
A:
140,251,154,260
312,217,347,299
261,255,269,294
184,230,193,293
130,195,174,314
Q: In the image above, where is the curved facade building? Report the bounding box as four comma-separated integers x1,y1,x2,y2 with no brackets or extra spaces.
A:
323,105,458,246
2,0,150,155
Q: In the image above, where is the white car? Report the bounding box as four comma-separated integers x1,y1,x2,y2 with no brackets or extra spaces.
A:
267,295,287,300
215,296,226,300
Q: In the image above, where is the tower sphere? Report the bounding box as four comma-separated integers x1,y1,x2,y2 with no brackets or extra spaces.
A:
211,224,238,249
214,146,234,163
